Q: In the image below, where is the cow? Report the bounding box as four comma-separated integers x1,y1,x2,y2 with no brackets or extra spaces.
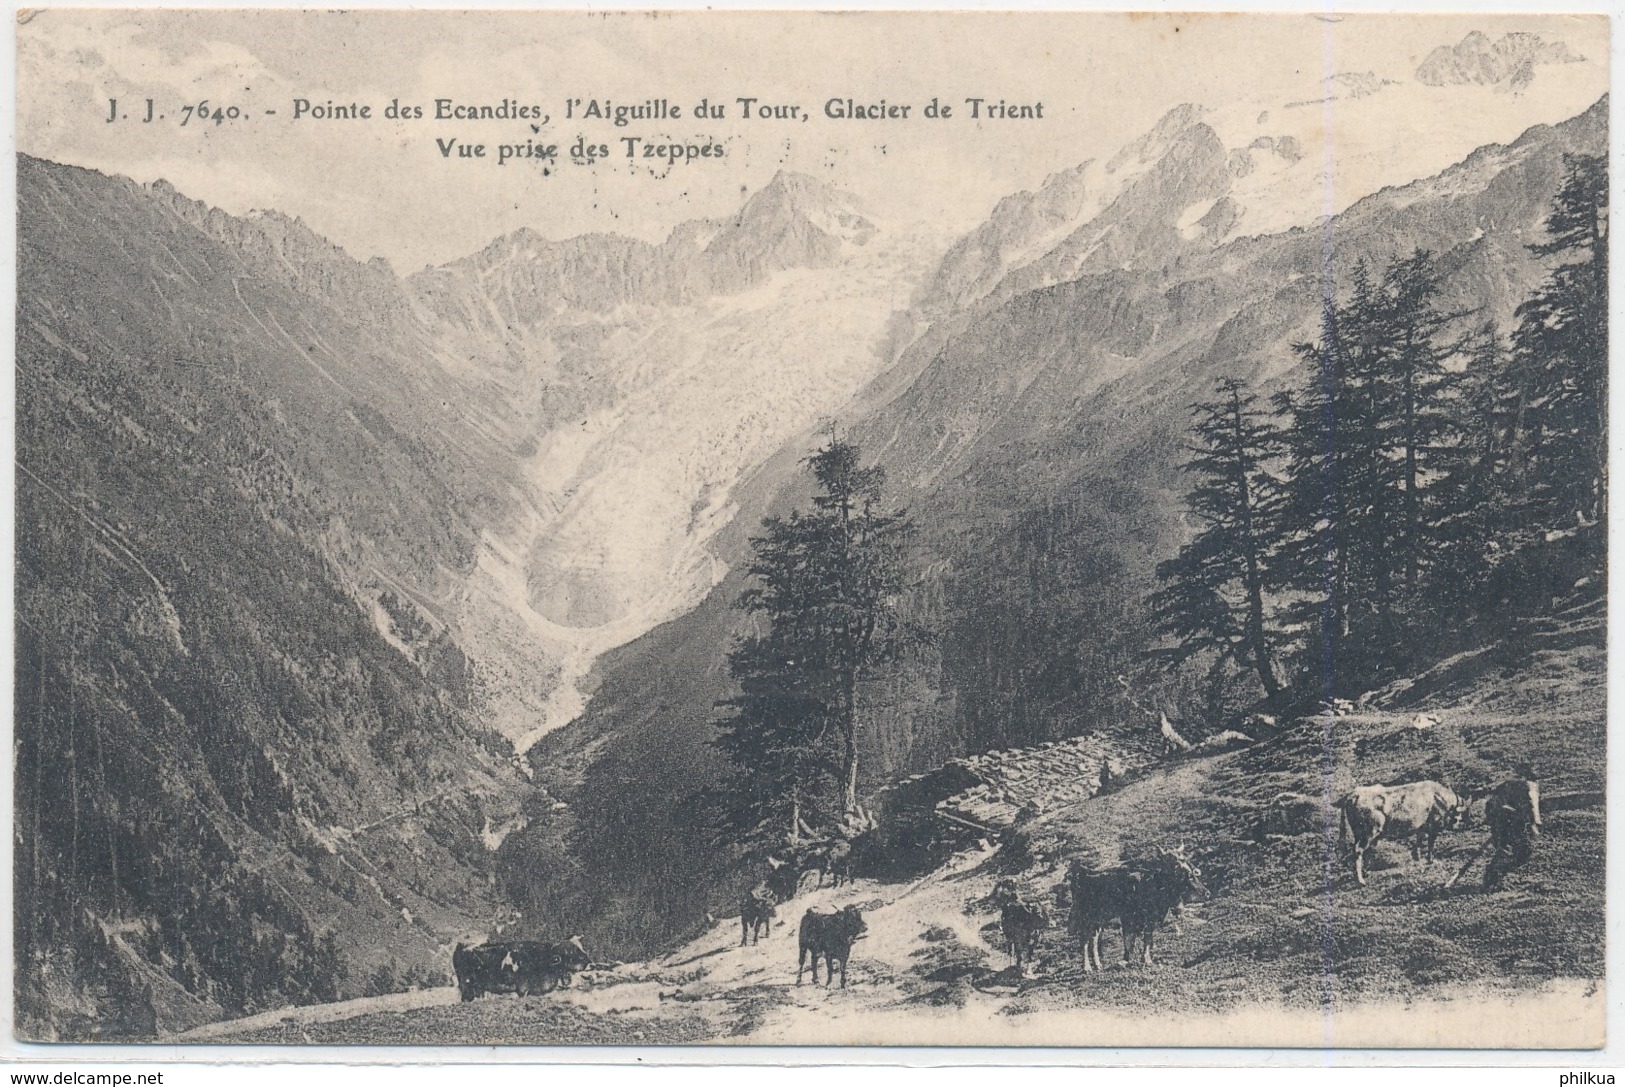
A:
990,879,1050,975
1065,861,1138,974
532,937,592,992
796,906,867,988
740,884,778,946
797,838,854,889
1483,775,1543,890
1119,847,1207,967
763,854,805,901
1337,780,1470,885
451,936,590,1001
1066,847,1206,972
1260,791,1330,839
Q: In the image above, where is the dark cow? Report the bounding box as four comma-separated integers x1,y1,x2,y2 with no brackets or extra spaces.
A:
763,854,805,901
1066,848,1205,972
1065,862,1137,974
799,839,854,889
1119,848,1206,967
823,839,856,887
1483,776,1543,890
1260,791,1330,839
1337,780,1470,885
990,879,1050,975
451,936,590,1001
796,906,867,988
740,884,778,946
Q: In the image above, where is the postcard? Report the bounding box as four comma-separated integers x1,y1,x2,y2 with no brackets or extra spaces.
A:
14,10,1608,1048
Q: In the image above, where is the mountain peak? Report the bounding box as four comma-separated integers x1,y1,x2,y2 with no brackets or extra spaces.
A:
743,170,870,220
1108,103,1214,174
730,170,877,249
1416,29,1583,88
1150,102,1206,134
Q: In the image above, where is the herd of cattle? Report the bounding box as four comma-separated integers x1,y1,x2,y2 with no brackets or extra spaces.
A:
971,845,1210,979
450,770,1547,997
974,772,1545,980
450,936,592,1001
1330,774,1543,888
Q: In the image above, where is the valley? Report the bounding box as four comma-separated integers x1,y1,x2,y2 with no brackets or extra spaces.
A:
518,95,1607,966
14,65,1609,1043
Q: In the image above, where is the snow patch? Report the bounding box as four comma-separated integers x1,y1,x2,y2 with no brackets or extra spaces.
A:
1177,197,1220,240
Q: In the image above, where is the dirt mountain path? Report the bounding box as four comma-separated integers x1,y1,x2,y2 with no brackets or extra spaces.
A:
177,611,1604,1048
179,814,1597,1048
175,842,1011,1044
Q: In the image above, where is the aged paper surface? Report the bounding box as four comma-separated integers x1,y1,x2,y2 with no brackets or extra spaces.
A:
13,10,1608,1049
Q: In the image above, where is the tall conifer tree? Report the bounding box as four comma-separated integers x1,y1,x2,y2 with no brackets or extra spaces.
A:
1151,377,1288,701
714,438,909,839
1510,152,1608,534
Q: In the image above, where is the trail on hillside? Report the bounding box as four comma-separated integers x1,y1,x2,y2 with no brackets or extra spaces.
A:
177,609,1604,1048
179,822,1598,1048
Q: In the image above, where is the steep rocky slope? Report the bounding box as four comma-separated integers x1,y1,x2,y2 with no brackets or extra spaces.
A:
17,157,530,1038
15,157,928,1036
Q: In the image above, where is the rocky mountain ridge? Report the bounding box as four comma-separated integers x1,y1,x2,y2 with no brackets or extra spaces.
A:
527,95,1608,961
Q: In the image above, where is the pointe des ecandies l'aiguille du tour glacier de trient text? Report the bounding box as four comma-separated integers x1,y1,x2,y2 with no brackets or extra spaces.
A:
12,11,1611,1048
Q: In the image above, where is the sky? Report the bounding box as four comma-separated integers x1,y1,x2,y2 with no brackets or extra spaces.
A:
16,11,1610,270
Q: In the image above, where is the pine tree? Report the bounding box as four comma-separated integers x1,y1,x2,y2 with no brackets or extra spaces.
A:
804,440,910,815
1380,250,1466,595
1510,152,1608,535
1431,324,1518,607
1274,254,1466,692
1273,295,1366,694
714,438,909,838
714,510,842,842
1150,377,1287,701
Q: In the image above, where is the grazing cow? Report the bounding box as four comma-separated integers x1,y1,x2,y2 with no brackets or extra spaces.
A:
1337,780,1470,885
1261,791,1330,839
796,906,867,988
990,879,1050,975
541,937,593,991
1065,861,1138,974
828,839,855,887
1066,848,1206,972
1119,848,1207,967
451,936,590,1001
798,839,854,889
740,884,778,946
1483,776,1543,890
763,855,805,901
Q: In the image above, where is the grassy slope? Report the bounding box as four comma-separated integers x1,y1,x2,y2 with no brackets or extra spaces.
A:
190,601,1604,1045
1000,598,1605,1015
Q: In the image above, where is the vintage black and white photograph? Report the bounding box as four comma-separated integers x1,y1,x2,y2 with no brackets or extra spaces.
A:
12,10,1610,1048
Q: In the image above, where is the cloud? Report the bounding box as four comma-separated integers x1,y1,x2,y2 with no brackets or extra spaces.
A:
1415,31,1583,92
1284,70,1396,109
